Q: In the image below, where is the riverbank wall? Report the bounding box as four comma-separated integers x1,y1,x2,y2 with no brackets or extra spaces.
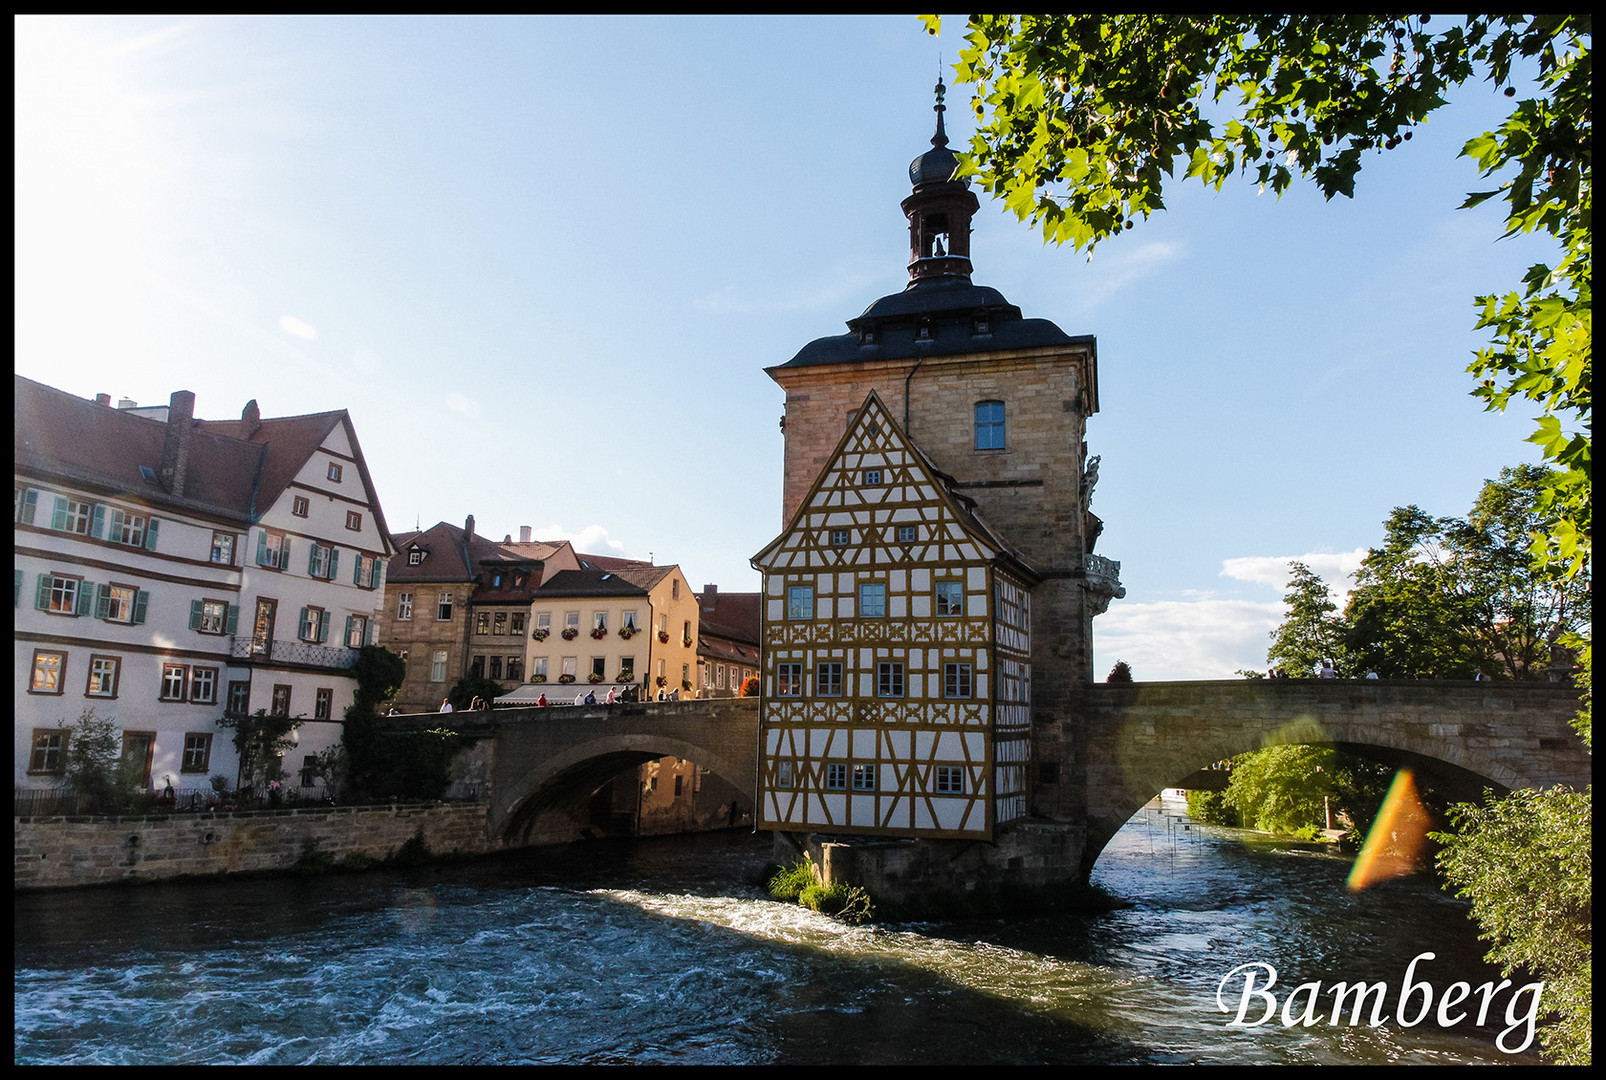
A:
14,802,495,891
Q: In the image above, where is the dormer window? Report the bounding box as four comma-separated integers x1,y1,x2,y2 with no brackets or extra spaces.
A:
859,327,878,346
973,314,991,335
916,321,932,341
408,548,424,566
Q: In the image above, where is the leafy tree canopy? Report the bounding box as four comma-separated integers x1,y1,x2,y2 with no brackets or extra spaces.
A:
925,14,1590,582
1222,744,1393,839
1265,561,1345,677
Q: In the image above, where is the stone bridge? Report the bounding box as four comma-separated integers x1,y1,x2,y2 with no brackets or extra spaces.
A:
1066,679,1590,873
407,698,759,844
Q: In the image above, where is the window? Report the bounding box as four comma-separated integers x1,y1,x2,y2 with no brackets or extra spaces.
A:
37,573,87,616
896,524,916,543
345,510,362,531
715,665,726,689
863,469,883,485
532,657,548,680
817,662,843,697
786,585,813,620
99,583,147,624
622,610,637,630
672,579,680,600
315,688,333,720
430,650,448,682
825,763,848,791
859,582,887,618
852,763,876,792
354,554,380,589
210,532,235,565
227,680,252,717
565,611,580,630
493,612,507,635
470,654,486,678
292,496,310,517
593,611,608,631
193,598,235,635
16,486,38,524
877,661,904,698
160,663,189,701
935,580,965,616
397,592,414,620
308,542,337,580
476,612,490,635
30,650,65,694
437,593,453,621
590,657,605,681
108,508,148,547
775,760,794,788
936,766,965,794
562,656,578,680
300,754,317,788
777,662,803,696
51,496,94,535
29,730,68,774
507,657,523,681
537,611,551,633
251,599,276,656
830,528,850,546
327,462,343,482
190,666,218,704
617,657,633,681
674,775,684,797
257,531,291,570
86,655,121,697
408,548,424,566
511,613,525,635
346,614,369,648
488,656,503,680
181,734,212,774
271,684,292,716
975,400,1006,450
943,662,973,699
298,606,327,642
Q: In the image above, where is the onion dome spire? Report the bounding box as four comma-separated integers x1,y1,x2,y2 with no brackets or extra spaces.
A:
903,76,977,282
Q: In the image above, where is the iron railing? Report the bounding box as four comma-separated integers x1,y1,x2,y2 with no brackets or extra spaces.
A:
229,636,358,670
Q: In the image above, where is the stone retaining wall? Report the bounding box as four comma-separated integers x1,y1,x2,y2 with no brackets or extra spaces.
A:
14,802,494,891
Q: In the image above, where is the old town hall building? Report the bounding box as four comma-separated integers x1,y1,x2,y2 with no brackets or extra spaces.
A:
752,84,1123,864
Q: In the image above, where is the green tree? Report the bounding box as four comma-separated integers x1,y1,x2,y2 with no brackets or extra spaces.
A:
1105,660,1134,683
927,14,1589,584
1266,561,1346,677
351,644,406,714
216,710,302,793
1343,468,1589,679
1222,744,1392,839
57,708,142,814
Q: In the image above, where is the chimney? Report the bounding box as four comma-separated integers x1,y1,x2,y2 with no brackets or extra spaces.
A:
95,393,111,406
464,514,476,542
519,525,532,543
702,583,717,612
159,390,196,497
241,399,261,437
118,397,138,410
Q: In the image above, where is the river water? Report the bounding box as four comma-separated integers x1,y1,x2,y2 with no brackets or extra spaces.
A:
14,807,1543,1065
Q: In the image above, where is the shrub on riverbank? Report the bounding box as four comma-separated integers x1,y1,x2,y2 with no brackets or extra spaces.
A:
766,861,878,924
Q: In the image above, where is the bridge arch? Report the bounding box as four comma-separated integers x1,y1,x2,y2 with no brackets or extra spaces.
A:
1074,680,1588,875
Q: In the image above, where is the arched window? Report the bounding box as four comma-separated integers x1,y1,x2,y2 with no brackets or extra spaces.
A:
975,401,1006,450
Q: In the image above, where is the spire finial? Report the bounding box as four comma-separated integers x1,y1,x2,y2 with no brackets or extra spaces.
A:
932,75,948,148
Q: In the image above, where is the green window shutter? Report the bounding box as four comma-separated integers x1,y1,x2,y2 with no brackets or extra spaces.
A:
144,518,159,550
132,590,149,625
13,569,19,606
344,615,354,647
256,532,268,566
225,605,239,635
318,609,330,643
328,549,339,581
21,489,38,525
35,573,51,611
190,599,204,631
353,554,364,585
308,544,320,575
299,606,310,638
370,560,381,590
90,505,106,539
279,537,291,570
75,581,95,616
51,496,68,531
95,583,111,620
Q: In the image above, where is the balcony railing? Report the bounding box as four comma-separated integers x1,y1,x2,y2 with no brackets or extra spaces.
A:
1085,553,1122,588
229,636,359,671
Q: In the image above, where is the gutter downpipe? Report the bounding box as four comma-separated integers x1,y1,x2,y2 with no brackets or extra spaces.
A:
904,356,925,433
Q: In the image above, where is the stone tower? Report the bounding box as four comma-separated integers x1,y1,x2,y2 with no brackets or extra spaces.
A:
759,83,1123,901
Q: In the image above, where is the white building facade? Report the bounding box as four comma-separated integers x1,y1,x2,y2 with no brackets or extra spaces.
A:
15,377,393,801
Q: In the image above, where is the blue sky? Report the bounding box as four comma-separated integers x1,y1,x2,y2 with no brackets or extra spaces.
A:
14,15,1553,679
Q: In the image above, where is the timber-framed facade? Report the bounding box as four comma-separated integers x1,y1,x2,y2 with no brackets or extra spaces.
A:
753,391,1037,839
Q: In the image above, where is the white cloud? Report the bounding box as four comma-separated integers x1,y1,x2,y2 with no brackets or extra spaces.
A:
531,523,628,556
1096,598,1284,682
445,392,480,418
278,314,318,341
1220,548,1367,595
1076,241,1186,310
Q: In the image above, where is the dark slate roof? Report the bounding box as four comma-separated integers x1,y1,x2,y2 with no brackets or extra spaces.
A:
532,565,676,599
773,276,1092,371
695,590,760,647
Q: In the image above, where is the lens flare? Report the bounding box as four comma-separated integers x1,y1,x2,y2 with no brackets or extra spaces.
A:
1347,769,1431,891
